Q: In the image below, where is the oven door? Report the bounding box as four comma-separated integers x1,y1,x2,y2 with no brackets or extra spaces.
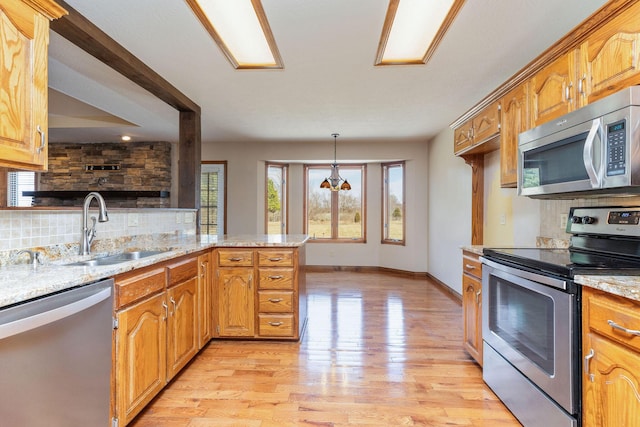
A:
482,258,578,414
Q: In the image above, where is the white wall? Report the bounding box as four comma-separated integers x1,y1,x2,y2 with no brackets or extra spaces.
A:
202,138,429,273
427,128,471,295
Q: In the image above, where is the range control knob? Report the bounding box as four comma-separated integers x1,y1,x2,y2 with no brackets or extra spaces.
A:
571,216,583,224
582,216,597,225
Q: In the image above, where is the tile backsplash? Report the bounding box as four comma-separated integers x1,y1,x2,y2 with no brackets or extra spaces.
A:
0,209,197,251
539,196,640,242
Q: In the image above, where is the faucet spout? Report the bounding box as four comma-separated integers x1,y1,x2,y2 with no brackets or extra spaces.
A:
80,192,109,255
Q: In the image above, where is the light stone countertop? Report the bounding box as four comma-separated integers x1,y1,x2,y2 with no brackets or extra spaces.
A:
575,275,640,302
0,234,308,309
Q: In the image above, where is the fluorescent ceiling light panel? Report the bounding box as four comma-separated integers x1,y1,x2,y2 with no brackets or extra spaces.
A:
376,0,465,65
186,0,283,69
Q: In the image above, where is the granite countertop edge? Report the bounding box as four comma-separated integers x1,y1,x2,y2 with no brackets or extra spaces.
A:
0,234,309,309
575,275,640,302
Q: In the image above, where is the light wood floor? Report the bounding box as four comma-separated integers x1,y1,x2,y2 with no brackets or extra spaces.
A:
130,270,520,426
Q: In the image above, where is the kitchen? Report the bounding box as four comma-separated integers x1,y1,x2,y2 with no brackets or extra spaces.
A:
2,0,640,426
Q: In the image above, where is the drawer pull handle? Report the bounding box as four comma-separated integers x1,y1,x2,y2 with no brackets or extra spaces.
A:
464,264,476,270
228,257,243,262
475,289,481,304
269,321,283,326
268,298,283,303
268,275,283,280
607,320,640,336
268,257,283,262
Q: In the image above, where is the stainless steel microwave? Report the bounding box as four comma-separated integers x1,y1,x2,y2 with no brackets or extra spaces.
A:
518,86,640,198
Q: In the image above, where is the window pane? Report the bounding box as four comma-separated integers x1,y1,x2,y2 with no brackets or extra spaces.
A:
8,172,34,207
386,165,404,241
266,164,287,235
201,163,225,236
338,168,362,239
307,168,332,239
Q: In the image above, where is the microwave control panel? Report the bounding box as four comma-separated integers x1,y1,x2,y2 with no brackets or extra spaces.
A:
606,119,626,176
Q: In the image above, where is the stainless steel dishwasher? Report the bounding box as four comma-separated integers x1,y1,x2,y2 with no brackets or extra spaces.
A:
0,278,113,427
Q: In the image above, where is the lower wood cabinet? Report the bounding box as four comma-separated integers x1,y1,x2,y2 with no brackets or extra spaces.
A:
214,246,306,340
113,252,206,426
462,250,482,366
582,287,640,427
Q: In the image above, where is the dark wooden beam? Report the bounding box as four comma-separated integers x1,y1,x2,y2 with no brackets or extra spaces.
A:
50,0,200,114
179,111,201,211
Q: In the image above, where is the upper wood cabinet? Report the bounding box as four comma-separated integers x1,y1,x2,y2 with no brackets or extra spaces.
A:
578,0,640,105
0,0,66,170
453,100,501,156
529,50,580,128
499,82,529,188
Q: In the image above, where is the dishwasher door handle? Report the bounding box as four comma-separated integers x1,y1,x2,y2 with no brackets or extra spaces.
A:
0,286,112,340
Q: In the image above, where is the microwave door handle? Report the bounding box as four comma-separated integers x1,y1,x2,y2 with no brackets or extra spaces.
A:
583,118,602,188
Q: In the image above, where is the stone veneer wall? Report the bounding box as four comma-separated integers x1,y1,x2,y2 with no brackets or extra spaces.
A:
35,141,172,208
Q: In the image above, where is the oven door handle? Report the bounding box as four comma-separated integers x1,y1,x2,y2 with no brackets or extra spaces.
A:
481,257,569,291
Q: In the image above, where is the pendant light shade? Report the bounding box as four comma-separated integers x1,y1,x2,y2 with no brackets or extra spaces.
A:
320,134,350,191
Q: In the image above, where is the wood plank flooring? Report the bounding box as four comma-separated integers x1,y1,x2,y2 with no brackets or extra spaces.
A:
129,270,520,426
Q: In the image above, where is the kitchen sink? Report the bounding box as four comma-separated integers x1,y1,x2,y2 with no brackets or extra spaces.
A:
66,250,169,267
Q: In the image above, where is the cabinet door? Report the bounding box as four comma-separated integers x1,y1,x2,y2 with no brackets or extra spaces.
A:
453,120,473,154
530,51,578,127
462,274,482,366
115,292,167,425
583,333,640,427
579,2,640,105
216,268,255,337
0,0,50,170
500,83,529,188
197,251,212,348
166,277,198,380
471,99,500,145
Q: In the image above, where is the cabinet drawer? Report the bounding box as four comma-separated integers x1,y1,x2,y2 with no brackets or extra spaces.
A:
258,268,294,289
258,250,293,267
115,267,166,308
586,290,640,353
217,250,254,267
462,254,482,279
258,314,294,337
167,257,198,287
258,291,293,313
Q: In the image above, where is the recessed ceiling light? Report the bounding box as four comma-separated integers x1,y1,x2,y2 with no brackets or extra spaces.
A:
121,135,131,141
375,0,465,66
185,0,283,69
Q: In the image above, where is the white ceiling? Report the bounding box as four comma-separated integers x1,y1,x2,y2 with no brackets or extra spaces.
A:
47,0,608,145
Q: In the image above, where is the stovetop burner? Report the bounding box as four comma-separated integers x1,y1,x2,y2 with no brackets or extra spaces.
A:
482,247,640,278
482,206,640,278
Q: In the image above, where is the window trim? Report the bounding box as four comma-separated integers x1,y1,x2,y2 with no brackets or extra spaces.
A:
304,163,367,243
382,161,405,245
265,162,289,235
200,160,227,235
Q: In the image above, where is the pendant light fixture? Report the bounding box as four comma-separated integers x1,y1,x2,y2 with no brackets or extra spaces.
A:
320,133,351,191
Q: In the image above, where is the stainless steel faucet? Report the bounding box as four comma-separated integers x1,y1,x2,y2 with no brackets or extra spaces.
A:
80,192,109,255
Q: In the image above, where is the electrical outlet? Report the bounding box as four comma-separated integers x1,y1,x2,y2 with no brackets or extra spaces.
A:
184,212,193,223
176,212,183,224
499,213,506,225
560,213,568,229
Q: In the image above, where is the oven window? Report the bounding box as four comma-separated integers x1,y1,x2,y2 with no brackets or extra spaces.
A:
522,131,589,188
489,277,554,374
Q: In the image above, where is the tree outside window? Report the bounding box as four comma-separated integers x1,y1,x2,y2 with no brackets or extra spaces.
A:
266,163,287,235
382,162,405,244
305,164,365,242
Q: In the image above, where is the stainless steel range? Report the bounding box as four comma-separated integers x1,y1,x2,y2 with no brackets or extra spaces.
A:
481,206,640,427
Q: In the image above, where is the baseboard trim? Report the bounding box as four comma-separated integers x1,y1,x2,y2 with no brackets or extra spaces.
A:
427,273,462,304
306,265,428,278
305,265,462,304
